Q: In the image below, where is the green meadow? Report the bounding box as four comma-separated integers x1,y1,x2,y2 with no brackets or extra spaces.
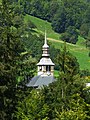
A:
25,14,60,40
25,14,90,71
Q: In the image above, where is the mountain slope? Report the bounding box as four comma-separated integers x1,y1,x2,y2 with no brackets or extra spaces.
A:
25,14,90,71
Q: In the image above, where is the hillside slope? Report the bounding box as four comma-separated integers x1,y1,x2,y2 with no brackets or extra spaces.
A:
25,14,90,71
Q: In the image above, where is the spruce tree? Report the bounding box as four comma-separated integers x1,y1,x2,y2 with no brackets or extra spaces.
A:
0,0,25,119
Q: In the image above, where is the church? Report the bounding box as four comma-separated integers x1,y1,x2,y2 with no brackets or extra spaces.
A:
26,31,55,88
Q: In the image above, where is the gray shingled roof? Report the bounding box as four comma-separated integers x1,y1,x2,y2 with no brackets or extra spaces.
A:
26,75,55,88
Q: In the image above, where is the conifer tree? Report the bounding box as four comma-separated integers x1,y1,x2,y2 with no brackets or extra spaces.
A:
0,0,25,119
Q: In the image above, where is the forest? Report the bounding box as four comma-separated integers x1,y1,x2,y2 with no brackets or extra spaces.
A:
0,0,90,119
24,0,90,44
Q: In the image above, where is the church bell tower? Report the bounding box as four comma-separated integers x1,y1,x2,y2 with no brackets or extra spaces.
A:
37,31,55,76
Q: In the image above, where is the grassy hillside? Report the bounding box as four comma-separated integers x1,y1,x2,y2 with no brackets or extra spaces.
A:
25,14,90,71
25,14,60,40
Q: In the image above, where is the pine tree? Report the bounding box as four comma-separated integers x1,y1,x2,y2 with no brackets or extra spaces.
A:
0,0,25,119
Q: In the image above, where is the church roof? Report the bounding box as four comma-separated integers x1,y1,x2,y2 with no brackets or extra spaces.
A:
26,75,55,88
37,57,55,66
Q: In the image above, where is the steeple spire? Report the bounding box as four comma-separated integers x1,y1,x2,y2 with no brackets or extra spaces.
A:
42,30,49,57
37,30,55,76
43,30,49,48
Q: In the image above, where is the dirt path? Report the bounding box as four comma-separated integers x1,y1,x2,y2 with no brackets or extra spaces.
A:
47,38,77,47
47,38,63,43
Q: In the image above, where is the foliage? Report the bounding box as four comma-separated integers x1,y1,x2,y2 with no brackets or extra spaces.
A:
0,0,36,119
56,44,79,74
17,52,36,84
25,14,90,71
15,89,50,120
24,0,59,22
61,26,78,44
24,17,37,32
51,6,66,33
0,0,90,120
80,69,90,77
24,0,90,45
15,79,90,119
56,96,88,120
0,0,25,119
51,0,87,34
80,23,89,38
14,45,90,120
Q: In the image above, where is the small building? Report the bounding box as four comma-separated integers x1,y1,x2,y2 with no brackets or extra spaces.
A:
26,31,55,88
